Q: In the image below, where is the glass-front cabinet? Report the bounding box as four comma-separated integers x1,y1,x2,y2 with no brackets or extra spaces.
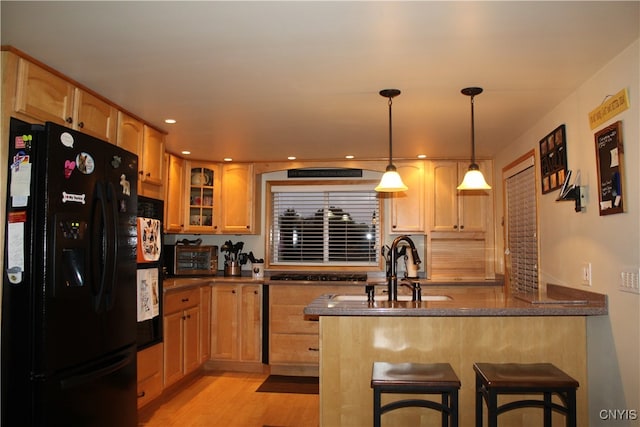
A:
184,163,220,233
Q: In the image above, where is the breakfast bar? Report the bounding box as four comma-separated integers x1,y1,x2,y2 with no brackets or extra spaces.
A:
304,284,607,427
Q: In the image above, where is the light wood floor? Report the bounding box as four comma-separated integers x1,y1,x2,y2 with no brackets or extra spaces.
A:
138,371,319,427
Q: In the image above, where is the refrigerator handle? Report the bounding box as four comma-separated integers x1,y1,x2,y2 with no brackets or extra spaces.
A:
103,182,119,311
90,182,107,312
59,350,134,390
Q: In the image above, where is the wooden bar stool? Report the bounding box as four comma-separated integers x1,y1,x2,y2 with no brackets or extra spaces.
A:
473,362,579,427
371,362,461,427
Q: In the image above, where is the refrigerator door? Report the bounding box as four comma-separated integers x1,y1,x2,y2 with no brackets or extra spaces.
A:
41,122,139,373
35,346,137,427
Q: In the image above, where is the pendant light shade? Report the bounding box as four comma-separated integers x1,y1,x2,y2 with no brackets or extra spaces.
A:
375,89,408,192
457,87,491,190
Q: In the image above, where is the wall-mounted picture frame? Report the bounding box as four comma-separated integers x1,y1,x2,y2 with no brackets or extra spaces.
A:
539,124,568,194
595,121,625,216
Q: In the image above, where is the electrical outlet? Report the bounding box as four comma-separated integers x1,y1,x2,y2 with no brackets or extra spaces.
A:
581,262,592,286
619,268,640,295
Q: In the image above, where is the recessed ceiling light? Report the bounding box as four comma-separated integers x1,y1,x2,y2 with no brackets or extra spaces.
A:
287,156,296,160
417,154,427,159
223,158,233,162
164,119,177,124
345,155,355,159
181,150,191,155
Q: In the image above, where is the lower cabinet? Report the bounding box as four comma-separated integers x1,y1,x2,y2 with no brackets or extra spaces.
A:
136,343,163,408
269,284,362,376
163,287,201,388
210,284,262,364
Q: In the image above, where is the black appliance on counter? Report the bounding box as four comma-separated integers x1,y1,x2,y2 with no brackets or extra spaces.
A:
136,196,164,350
1,118,138,426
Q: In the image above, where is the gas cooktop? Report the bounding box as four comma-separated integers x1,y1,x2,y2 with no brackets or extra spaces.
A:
269,273,368,282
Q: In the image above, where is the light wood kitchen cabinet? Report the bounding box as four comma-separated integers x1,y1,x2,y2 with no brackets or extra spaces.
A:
164,153,185,232
141,125,165,187
13,57,117,142
428,160,490,233
389,161,425,234
199,285,212,363
116,111,143,156
183,161,220,233
163,287,200,388
426,160,495,280
136,343,163,408
220,163,257,234
210,284,262,363
269,284,362,376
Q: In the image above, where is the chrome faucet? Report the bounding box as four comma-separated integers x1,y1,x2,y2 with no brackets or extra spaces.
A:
387,235,422,301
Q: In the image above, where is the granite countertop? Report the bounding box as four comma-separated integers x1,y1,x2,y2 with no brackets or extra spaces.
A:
163,272,263,291
303,283,608,317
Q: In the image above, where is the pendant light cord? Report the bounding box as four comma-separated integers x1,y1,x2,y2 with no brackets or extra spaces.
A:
387,96,394,168
470,94,476,165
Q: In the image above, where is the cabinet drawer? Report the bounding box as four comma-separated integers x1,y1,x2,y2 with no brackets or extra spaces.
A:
137,373,162,408
271,304,318,334
164,287,200,314
137,343,163,382
270,333,319,364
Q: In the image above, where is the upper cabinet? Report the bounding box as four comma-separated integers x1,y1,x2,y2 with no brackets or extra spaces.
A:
220,163,257,234
141,125,165,187
389,161,425,234
116,113,165,198
166,161,259,235
428,160,490,233
164,153,185,233
183,162,220,234
14,57,117,143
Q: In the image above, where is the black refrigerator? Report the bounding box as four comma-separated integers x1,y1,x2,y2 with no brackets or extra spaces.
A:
1,117,138,426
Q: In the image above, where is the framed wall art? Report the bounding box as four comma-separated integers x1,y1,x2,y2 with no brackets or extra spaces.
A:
539,124,568,194
595,121,625,216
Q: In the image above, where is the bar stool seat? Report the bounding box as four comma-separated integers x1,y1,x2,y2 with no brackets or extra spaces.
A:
371,362,461,427
474,362,579,427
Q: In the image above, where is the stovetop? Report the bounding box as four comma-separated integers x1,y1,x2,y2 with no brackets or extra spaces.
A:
269,273,368,282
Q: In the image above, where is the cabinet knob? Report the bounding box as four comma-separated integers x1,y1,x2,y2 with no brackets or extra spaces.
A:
232,289,236,294
308,347,319,352
78,121,84,128
460,225,464,230
181,298,189,302
453,225,458,229
137,391,146,398
65,117,73,124
246,225,250,229
146,172,151,177
139,170,144,176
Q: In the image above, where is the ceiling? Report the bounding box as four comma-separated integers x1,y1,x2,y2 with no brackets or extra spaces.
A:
2,1,638,163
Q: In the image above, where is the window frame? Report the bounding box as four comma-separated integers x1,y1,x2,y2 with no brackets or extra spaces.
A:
265,179,384,272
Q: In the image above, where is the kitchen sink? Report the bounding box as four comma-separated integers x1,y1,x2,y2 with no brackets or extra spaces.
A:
330,294,452,302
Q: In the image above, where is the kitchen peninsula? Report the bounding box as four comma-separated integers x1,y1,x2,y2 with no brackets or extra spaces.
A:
304,284,607,427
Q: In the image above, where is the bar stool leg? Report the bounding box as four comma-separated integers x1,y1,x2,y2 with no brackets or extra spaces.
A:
567,389,577,427
441,392,449,427
475,375,483,427
487,389,498,427
373,388,381,427
451,389,459,427
543,392,552,427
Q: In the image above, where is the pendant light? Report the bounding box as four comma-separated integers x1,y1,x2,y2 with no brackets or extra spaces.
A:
457,87,491,190
375,89,408,192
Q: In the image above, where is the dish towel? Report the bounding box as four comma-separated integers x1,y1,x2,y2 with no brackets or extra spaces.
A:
137,268,160,322
137,217,161,262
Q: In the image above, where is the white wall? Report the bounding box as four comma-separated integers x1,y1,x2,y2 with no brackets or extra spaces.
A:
493,39,640,424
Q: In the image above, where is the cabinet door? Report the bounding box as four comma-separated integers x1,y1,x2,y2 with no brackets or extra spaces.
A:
184,162,219,233
220,163,255,234
240,285,262,362
458,160,489,232
183,306,201,375
73,89,117,142
116,112,143,156
390,161,424,234
14,58,74,125
164,153,184,232
211,285,239,360
163,311,184,387
199,286,212,363
430,161,459,231
141,125,165,186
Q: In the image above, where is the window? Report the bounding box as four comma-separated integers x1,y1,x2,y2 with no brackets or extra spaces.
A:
503,152,539,293
267,181,381,267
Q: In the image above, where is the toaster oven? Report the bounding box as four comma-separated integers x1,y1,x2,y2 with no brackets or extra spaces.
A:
172,244,218,276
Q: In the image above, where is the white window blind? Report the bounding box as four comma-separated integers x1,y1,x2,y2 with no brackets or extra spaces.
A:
269,184,380,266
505,160,539,292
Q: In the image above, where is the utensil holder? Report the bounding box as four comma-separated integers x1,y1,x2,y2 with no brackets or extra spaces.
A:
224,261,241,277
